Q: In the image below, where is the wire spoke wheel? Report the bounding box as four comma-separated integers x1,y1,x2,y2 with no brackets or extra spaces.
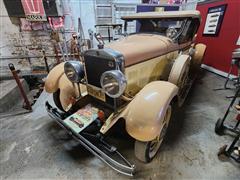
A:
134,105,172,162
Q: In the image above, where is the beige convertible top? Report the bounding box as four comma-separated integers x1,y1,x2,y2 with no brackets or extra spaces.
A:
121,10,200,20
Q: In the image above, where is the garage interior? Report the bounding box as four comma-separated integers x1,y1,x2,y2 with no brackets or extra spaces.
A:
0,0,239,179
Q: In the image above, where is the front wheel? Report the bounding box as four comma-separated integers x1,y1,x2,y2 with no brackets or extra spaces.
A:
134,105,172,162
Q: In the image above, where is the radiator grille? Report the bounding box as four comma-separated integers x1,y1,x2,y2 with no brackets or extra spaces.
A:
84,55,116,88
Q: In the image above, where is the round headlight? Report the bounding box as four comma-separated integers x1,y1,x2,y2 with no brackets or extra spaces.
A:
100,70,127,98
64,61,84,83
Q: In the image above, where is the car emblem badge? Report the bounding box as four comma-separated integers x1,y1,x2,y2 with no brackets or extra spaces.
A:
108,61,114,68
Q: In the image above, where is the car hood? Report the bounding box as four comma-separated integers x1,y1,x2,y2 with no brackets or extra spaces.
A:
106,33,191,67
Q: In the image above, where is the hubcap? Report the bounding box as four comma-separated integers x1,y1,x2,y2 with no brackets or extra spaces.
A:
148,106,172,158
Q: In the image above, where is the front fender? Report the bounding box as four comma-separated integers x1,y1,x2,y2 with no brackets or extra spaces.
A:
44,62,87,111
45,62,65,93
58,73,78,110
122,81,178,142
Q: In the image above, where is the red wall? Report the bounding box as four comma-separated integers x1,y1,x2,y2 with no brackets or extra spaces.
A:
196,0,240,74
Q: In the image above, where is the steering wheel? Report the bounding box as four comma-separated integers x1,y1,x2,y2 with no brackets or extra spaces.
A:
166,27,178,39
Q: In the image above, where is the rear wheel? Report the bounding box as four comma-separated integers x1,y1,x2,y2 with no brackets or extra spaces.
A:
134,105,172,162
53,89,65,112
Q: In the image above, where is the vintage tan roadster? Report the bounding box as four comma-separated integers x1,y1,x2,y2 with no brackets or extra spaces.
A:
45,10,206,176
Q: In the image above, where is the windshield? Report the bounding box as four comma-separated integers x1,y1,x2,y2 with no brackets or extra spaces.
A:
136,19,186,37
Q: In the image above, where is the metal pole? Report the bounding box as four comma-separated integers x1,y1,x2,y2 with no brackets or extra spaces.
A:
42,50,50,73
108,27,111,42
8,63,32,111
54,44,61,64
62,29,69,61
0,53,80,60
58,42,66,61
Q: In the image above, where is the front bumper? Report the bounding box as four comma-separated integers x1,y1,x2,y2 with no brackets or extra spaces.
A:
45,101,135,176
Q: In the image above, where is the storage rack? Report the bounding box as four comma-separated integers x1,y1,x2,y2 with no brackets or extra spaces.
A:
95,0,141,41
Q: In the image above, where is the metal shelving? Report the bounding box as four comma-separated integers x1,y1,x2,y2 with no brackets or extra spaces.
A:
95,0,141,41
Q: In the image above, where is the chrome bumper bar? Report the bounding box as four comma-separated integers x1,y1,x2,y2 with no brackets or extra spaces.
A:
45,101,135,176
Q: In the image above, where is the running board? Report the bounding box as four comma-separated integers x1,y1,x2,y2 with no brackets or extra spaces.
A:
45,102,135,176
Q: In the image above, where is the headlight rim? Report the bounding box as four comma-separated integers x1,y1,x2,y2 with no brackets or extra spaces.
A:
100,70,127,98
64,60,85,83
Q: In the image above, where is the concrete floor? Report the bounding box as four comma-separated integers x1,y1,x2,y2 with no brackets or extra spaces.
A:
0,70,239,179
0,79,29,113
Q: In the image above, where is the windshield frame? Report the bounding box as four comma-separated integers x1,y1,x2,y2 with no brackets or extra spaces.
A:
123,17,200,44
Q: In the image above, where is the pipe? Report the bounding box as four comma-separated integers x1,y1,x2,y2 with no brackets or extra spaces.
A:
8,63,32,111
54,44,61,64
62,29,69,61
0,53,81,60
42,50,50,73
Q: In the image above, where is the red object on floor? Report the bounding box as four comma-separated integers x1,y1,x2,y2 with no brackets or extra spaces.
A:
196,0,240,75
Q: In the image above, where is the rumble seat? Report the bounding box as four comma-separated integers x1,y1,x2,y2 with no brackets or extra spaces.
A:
106,34,191,67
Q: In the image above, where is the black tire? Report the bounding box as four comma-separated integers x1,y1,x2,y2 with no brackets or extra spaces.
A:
134,141,155,163
215,118,225,136
53,89,65,112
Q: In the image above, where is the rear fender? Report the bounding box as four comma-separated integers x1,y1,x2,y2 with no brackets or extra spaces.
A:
121,81,178,142
192,43,206,68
